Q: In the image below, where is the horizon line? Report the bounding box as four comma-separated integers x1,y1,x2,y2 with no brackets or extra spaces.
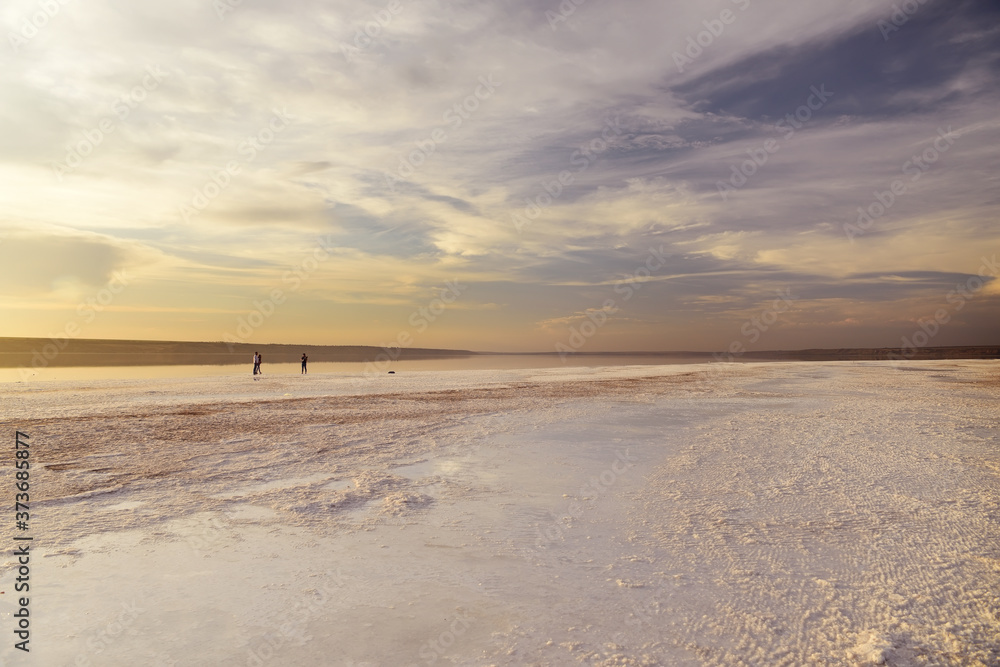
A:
2,335,999,357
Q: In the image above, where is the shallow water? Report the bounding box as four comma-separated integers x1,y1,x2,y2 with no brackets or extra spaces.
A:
0,354,710,384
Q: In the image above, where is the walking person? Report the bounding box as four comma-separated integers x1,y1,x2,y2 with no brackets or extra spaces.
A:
301,353,308,374
253,351,261,376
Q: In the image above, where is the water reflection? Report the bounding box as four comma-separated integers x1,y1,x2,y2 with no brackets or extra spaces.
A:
0,355,710,384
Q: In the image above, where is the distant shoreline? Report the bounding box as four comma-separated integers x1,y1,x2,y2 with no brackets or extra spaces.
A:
0,337,997,369
0,337,478,369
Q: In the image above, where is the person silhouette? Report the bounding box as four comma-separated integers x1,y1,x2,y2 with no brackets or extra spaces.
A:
301,353,308,374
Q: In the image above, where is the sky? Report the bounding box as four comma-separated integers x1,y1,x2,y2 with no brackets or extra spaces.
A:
1,0,998,353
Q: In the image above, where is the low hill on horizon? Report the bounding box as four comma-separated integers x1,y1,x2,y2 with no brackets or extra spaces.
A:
0,336,997,368
0,337,479,368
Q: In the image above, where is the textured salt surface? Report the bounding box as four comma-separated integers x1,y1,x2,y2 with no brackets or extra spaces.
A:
0,361,997,666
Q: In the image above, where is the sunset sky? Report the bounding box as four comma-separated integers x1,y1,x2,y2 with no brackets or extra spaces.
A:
1,0,998,352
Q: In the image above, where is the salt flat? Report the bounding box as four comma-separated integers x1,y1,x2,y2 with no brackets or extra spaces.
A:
0,361,998,666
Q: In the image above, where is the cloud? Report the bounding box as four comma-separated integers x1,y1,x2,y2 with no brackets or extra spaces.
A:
0,228,142,295
672,1,1000,122
1,0,997,348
